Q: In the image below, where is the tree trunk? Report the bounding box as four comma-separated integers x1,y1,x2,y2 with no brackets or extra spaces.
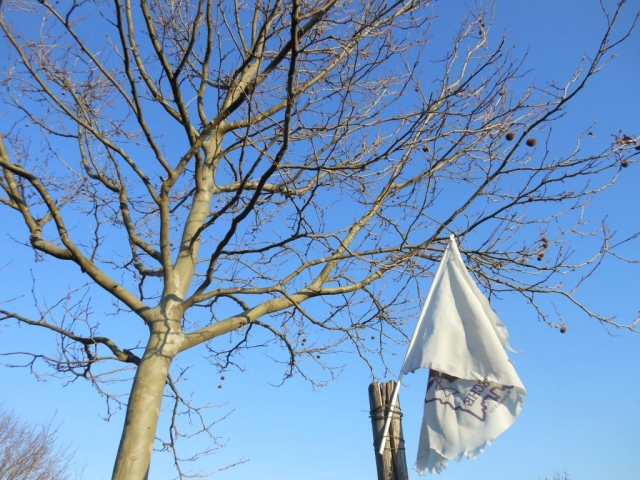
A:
112,324,183,480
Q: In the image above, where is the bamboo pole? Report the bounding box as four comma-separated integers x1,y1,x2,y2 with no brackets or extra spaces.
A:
377,377,402,455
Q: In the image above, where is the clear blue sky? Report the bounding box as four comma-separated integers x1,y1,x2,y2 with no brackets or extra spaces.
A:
1,1,639,479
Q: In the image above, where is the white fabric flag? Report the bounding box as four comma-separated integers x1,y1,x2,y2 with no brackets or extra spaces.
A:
402,236,526,475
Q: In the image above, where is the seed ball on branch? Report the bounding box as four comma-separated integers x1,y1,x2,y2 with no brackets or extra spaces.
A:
505,132,515,141
621,160,630,168
560,326,567,334
526,138,537,147
541,236,549,249
218,384,223,389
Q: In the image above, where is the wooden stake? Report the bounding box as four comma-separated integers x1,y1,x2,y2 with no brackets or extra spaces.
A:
369,381,409,480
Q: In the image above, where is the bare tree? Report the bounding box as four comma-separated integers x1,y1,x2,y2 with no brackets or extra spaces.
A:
540,472,573,480
0,408,77,480
0,0,638,478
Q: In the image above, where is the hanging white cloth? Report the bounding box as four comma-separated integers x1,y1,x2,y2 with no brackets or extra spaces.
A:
401,236,526,474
